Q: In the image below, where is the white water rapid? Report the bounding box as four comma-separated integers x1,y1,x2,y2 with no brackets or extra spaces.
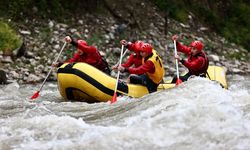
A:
0,75,249,150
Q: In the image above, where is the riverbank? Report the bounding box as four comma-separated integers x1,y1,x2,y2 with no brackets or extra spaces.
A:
0,4,249,84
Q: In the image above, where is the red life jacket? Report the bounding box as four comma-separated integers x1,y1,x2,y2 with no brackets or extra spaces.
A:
67,44,109,72
188,51,209,75
122,53,142,68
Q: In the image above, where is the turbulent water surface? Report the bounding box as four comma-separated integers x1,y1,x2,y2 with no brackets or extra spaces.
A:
0,75,250,150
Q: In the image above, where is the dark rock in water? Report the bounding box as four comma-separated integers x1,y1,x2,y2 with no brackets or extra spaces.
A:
0,69,7,84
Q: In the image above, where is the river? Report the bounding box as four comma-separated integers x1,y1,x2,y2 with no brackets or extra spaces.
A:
0,75,250,150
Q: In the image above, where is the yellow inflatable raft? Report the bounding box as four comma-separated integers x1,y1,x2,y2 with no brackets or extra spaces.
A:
57,63,228,103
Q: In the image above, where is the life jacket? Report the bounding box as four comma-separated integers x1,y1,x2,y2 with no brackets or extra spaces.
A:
92,52,110,72
142,50,165,84
69,50,109,73
188,51,209,75
122,53,142,68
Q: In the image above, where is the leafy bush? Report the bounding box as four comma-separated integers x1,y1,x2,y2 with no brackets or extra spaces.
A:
154,0,188,22
153,0,250,51
0,21,22,55
221,3,250,50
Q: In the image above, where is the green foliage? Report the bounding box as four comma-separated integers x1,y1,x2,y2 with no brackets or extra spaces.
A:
0,0,100,20
153,0,250,51
0,0,64,19
65,49,74,58
194,7,221,30
0,21,22,55
154,0,188,22
174,10,188,23
1,0,30,19
221,3,250,50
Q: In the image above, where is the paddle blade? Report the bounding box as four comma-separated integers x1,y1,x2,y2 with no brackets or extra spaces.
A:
175,78,182,86
30,91,40,100
111,92,117,104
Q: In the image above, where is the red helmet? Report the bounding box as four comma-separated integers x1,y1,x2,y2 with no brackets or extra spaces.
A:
190,41,203,51
77,40,88,52
77,40,87,46
141,43,153,53
134,41,144,52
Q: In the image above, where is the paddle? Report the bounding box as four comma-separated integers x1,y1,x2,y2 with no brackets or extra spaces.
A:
174,40,182,86
114,49,128,67
111,45,125,103
30,42,67,100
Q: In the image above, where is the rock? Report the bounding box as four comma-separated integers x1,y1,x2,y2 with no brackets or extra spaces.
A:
32,6,38,13
231,68,244,73
100,51,105,57
70,28,77,33
19,30,31,35
26,74,41,83
78,20,83,24
199,27,209,31
53,44,60,50
48,20,54,28
208,54,220,62
114,24,127,35
109,33,115,40
0,69,7,84
25,51,35,58
84,29,89,33
104,34,110,40
1,56,13,63
180,23,190,28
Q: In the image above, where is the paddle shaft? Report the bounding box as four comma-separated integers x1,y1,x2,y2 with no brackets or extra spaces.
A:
37,42,67,92
174,40,180,79
114,49,128,67
113,45,125,95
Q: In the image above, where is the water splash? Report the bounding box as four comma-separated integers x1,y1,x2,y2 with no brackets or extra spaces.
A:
0,76,249,149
